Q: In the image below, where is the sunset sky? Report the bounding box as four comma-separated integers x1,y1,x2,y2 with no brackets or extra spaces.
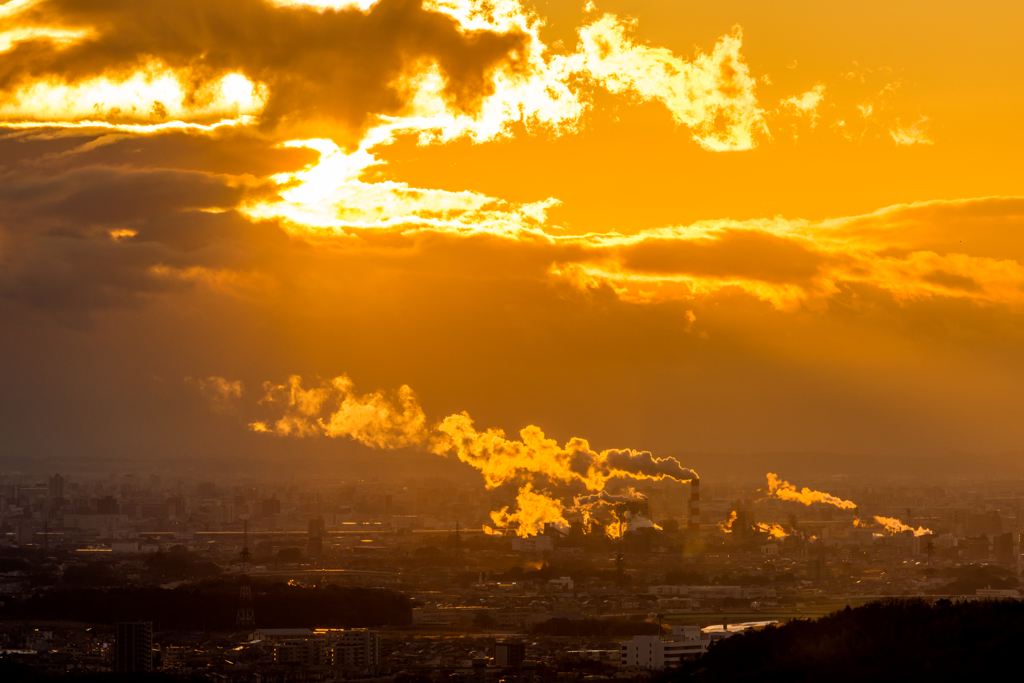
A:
2,0,1023,478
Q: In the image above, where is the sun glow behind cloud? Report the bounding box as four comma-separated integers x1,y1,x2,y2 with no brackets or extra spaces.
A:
0,0,770,140
4,0,1024,470
244,130,1024,312
0,67,267,124
244,135,560,235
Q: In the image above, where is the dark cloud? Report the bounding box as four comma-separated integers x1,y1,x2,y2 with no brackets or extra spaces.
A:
922,269,981,292
0,167,244,231
0,129,320,177
0,164,291,315
617,228,823,283
838,197,1024,262
6,0,529,132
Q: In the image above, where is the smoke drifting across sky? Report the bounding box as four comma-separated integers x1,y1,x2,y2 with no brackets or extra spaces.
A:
2,0,1024,471
247,373,695,535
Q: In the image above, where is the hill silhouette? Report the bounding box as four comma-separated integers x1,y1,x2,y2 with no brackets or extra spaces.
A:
663,598,1024,682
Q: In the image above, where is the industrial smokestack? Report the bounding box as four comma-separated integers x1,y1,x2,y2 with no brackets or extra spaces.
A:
690,478,700,533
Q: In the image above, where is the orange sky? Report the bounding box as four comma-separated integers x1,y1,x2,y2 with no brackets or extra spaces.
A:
1,0,1023,483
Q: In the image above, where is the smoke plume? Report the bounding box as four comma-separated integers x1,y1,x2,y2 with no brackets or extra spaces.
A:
487,484,569,538
251,374,428,448
755,522,788,539
873,516,933,537
623,511,661,533
574,490,636,507
570,489,653,538
766,472,857,510
432,412,696,491
718,510,737,533
245,373,699,537
185,375,243,413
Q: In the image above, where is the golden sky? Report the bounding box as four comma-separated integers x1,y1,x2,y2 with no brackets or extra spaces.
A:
2,0,1024,482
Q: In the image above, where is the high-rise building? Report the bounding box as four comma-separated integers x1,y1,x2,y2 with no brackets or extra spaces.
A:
807,554,829,583
236,520,256,629
168,495,186,519
735,510,756,536
115,622,153,673
48,473,64,500
317,629,381,671
307,517,325,557
994,532,1019,565
965,536,990,561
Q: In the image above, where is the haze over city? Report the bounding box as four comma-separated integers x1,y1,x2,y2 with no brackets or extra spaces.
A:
2,0,1024,681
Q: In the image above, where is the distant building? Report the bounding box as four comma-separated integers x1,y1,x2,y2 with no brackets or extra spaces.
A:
735,510,756,536
412,606,498,627
115,622,153,673
511,536,553,552
16,485,49,506
495,607,528,631
494,641,526,668
656,597,695,611
169,495,186,519
648,585,745,600
807,554,829,582
967,512,1002,537
48,474,64,500
63,513,122,535
307,517,325,557
964,536,990,562
994,532,1019,565
252,628,381,671
249,628,316,642
319,629,381,671
547,576,573,591
701,620,779,642
162,645,189,670
137,503,170,519
620,626,709,669
273,639,326,666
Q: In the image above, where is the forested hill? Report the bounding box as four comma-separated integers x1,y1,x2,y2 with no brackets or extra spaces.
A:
667,599,1024,683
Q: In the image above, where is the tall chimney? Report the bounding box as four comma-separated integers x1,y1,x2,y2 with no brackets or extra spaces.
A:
690,478,700,533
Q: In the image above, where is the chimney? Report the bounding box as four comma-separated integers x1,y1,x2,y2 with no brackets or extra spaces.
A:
690,478,700,533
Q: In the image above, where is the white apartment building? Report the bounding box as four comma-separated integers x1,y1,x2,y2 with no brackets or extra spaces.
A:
321,628,381,670
620,626,710,669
